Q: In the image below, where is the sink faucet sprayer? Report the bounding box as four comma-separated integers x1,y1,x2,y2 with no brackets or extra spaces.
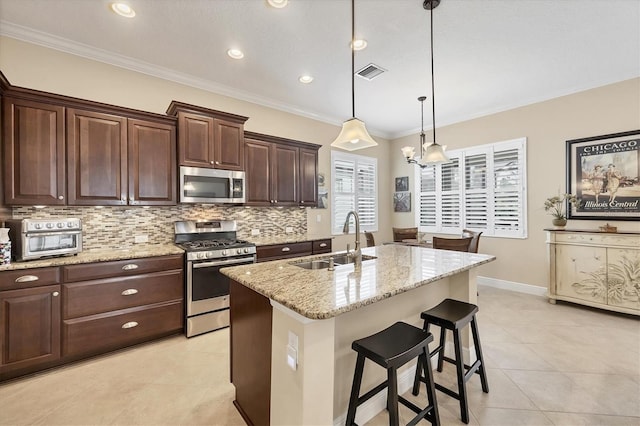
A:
342,211,362,268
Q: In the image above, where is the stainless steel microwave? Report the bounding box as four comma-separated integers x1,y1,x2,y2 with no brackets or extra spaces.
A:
179,166,246,204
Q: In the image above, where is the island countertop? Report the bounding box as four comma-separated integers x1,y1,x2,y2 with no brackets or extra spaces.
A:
221,244,495,320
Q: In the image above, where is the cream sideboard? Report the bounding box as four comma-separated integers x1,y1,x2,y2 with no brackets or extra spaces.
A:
546,230,640,315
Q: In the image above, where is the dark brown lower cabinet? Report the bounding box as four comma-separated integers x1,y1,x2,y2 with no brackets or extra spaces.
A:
230,280,272,426
0,285,61,379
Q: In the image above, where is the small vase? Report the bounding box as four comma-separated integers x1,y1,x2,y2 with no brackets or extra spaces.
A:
552,218,567,227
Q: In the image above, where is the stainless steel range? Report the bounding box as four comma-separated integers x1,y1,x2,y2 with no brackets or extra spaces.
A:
174,220,256,337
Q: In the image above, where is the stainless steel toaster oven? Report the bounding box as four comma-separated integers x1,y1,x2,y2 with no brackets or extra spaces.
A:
5,218,83,261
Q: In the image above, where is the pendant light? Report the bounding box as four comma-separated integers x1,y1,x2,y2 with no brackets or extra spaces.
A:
331,0,377,151
401,0,449,166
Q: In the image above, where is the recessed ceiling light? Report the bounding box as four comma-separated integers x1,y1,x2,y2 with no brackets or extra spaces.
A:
299,75,314,84
267,0,288,8
227,49,244,59
351,39,368,51
110,3,136,18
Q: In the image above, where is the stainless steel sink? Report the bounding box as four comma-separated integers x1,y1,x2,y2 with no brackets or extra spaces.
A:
291,254,377,270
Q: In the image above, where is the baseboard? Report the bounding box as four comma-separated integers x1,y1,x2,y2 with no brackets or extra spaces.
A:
478,276,547,297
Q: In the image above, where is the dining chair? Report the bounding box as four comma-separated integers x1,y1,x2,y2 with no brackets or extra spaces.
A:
392,227,418,242
364,232,375,247
432,236,473,252
461,229,482,253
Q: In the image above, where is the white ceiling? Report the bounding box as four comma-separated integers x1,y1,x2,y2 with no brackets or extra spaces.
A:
0,0,638,139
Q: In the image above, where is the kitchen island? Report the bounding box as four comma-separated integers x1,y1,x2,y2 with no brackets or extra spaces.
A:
221,244,495,426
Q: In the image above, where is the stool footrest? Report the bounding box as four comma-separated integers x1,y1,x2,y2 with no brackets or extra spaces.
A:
464,359,482,383
398,396,437,426
356,381,388,407
435,383,460,400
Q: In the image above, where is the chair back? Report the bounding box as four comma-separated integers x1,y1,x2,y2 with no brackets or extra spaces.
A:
392,227,418,242
432,236,473,252
461,229,483,253
364,232,375,247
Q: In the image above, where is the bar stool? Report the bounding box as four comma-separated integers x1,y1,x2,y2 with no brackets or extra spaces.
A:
346,321,440,426
412,299,488,424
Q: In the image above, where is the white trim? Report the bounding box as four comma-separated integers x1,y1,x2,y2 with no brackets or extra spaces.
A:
478,276,547,297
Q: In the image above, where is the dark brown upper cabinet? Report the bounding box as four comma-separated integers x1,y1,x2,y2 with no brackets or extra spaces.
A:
244,132,320,207
2,97,66,205
167,101,248,171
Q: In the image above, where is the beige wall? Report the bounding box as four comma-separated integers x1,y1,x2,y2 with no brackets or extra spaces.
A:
392,78,640,287
0,36,392,248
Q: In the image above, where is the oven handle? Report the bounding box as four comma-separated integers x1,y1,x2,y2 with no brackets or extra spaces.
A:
24,230,82,237
192,257,255,268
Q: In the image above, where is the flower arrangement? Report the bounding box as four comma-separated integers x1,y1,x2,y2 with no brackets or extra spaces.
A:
544,193,579,220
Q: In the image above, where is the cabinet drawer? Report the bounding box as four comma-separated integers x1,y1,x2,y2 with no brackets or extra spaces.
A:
63,300,183,357
553,233,640,248
63,255,183,282
63,269,183,319
312,239,332,254
0,267,61,291
256,242,313,261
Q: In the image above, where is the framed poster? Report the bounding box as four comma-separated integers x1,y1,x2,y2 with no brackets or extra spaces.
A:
393,192,411,212
566,130,639,220
395,176,409,192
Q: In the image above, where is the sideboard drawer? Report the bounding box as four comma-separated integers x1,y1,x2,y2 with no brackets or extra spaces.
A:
554,232,640,248
63,269,183,319
0,267,61,291
62,300,183,357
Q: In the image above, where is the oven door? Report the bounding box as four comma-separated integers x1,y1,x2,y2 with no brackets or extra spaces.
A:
186,255,255,316
22,231,83,260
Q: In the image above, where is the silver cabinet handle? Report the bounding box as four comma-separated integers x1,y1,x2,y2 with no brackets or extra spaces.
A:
215,161,220,165
52,291,59,297
122,264,139,271
281,247,291,252
121,289,138,296
121,321,138,329
121,196,127,202
15,275,39,283
58,195,64,200
319,243,327,248
210,160,215,165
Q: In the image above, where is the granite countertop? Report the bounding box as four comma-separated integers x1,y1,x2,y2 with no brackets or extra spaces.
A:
0,244,184,271
248,235,333,246
221,244,495,320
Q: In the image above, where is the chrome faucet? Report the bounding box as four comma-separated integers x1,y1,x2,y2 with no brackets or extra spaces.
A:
342,211,362,268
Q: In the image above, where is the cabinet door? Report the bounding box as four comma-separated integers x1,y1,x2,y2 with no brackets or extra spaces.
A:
128,119,177,205
555,244,607,304
299,147,318,207
245,139,272,206
177,112,214,168
606,248,640,311
0,285,61,375
272,144,298,205
67,109,128,205
2,97,65,205
214,119,244,171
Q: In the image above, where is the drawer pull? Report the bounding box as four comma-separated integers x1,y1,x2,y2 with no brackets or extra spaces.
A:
319,243,327,248
122,321,139,329
121,289,138,296
281,247,291,252
122,264,139,271
15,275,39,283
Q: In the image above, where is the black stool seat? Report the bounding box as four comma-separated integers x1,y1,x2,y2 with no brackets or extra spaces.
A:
412,299,488,424
346,322,440,426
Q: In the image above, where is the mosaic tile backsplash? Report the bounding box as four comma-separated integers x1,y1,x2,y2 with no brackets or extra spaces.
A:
11,205,307,251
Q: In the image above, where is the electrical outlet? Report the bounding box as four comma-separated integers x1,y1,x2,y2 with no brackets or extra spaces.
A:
134,235,148,244
316,214,321,223
286,227,294,233
251,229,260,236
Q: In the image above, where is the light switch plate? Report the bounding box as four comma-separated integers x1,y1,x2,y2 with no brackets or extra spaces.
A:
285,227,294,234
134,235,148,244
251,229,260,236
286,345,297,371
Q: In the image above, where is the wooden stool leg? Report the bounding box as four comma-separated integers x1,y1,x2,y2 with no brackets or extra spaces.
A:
471,317,489,393
387,367,400,426
411,352,424,396
422,347,440,426
436,327,446,372
346,354,365,426
453,329,469,424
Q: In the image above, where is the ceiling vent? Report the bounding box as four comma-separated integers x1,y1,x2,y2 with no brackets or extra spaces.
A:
355,63,386,81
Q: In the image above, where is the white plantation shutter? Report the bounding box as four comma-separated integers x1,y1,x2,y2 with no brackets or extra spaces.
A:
416,138,527,238
331,151,378,234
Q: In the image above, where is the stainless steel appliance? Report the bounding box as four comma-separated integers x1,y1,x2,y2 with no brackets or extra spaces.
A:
5,218,82,261
174,220,256,337
179,166,246,204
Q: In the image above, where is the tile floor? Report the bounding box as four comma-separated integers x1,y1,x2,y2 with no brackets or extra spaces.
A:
1,286,639,425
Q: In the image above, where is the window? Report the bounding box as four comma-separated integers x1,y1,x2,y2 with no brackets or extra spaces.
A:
331,151,378,234
416,137,527,238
